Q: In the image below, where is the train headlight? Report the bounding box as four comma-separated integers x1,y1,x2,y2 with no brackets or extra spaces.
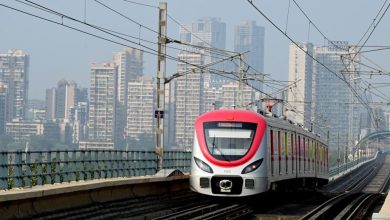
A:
241,158,263,174
194,157,214,173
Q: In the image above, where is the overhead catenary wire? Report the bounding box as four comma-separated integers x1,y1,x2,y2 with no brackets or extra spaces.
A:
122,0,158,9
355,0,390,50
6,0,366,132
16,1,241,75
11,0,285,100
4,3,255,99
247,0,378,128
281,0,390,113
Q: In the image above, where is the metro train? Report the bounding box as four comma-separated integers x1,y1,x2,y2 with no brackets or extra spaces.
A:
190,109,329,197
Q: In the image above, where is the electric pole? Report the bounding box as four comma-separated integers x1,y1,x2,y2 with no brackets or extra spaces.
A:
238,53,245,108
155,2,167,171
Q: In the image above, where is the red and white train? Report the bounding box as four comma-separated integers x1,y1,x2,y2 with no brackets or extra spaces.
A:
190,109,329,197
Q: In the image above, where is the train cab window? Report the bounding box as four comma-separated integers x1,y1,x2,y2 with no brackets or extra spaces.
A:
203,121,257,161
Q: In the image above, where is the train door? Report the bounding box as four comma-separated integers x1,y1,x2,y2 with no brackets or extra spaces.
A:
325,145,328,174
285,131,289,175
321,145,325,175
307,138,310,173
291,133,295,175
298,135,303,174
305,138,309,173
310,139,313,174
281,131,287,176
303,137,306,173
278,130,282,175
270,129,274,176
315,141,318,177
307,138,311,173
312,140,316,174
310,139,313,173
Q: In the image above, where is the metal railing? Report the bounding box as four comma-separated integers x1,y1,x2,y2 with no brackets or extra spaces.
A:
2,148,377,190
0,150,191,190
329,152,378,178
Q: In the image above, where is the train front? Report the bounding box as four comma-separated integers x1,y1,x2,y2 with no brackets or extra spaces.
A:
190,109,268,197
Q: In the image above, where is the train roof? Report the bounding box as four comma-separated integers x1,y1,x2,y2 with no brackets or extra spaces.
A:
264,113,327,145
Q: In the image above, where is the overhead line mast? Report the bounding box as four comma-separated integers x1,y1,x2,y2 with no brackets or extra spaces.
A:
156,2,167,171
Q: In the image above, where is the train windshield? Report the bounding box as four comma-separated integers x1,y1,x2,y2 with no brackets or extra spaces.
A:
203,122,257,161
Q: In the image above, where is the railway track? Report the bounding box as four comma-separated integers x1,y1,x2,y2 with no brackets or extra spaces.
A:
299,192,385,220
153,203,253,220
28,154,390,220
363,155,390,193
30,190,254,220
321,154,383,193
300,154,390,220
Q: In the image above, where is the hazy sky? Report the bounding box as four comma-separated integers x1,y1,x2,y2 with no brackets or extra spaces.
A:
1,0,390,100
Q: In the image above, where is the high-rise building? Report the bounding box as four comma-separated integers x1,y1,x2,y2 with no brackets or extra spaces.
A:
221,82,254,110
6,119,43,144
234,20,265,91
113,48,143,104
313,41,360,149
45,88,56,120
180,17,226,52
164,82,176,149
88,62,117,144
55,80,76,120
126,76,155,147
203,86,222,112
173,18,226,150
0,82,8,135
70,102,88,144
0,50,29,121
175,52,205,149
113,48,143,145
45,80,87,121
180,17,226,84
75,87,88,105
287,42,314,128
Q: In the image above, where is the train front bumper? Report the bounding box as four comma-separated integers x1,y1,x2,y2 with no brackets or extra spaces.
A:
190,175,268,197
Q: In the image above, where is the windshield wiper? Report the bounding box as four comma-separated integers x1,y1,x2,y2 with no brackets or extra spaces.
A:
211,135,230,161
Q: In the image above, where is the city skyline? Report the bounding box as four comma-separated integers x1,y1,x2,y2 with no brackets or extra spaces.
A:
2,1,390,101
